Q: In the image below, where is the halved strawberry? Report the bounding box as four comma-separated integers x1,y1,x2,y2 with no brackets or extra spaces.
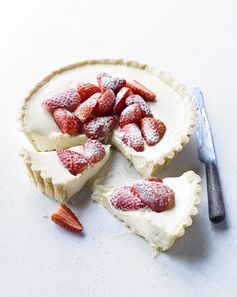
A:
42,88,81,112
77,83,101,102
140,117,166,146
119,103,142,128
126,94,153,117
53,108,81,135
74,93,100,122
97,72,126,93
113,87,132,114
95,89,115,115
57,148,88,175
83,115,117,140
145,177,163,183
51,203,83,233
133,180,175,212
120,123,144,152
126,80,156,101
110,186,145,210
83,139,105,164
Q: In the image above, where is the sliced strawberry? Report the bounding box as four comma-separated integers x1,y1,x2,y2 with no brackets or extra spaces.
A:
97,72,126,93
42,88,81,112
77,83,101,102
126,94,153,117
95,89,115,115
140,117,166,146
145,177,163,183
83,139,105,164
51,203,83,233
74,93,100,122
120,123,144,152
119,103,142,128
83,115,117,140
133,180,175,212
113,87,132,114
53,108,81,135
110,186,145,211
126,80,156,101
57,148,88,175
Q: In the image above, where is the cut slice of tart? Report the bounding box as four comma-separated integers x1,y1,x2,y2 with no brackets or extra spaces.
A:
20,142,111,202
19,59,195,176
92,171,201,252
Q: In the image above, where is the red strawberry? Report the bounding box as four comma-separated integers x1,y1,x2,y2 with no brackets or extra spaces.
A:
97,72,126,93
110,186,145,210
95,89,115,115
42,88,81,112
119,103,142,128
126,94,153,117
74,93,100,122
133,180,175,212
83,115,117,140
53,108,81,135
126,80,156,101
120,123,144,152
140,117,166,146
83,139,105,164
51,204,83,233
77,83,101,102
113,87,132,114
57,148,88,175
145,177,163,183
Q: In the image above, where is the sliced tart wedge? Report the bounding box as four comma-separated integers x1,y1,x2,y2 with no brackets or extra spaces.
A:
20,142,111,202
92,171,201,252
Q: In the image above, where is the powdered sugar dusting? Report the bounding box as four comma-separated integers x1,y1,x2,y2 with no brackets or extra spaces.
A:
126,94,153,117
83,139,105,163
120,123,144,152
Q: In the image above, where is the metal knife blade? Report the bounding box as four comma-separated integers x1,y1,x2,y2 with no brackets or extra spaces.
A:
193,87,225,223
193,87,216,163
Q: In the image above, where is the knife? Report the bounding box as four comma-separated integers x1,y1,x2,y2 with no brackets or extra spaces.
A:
193,88,225,224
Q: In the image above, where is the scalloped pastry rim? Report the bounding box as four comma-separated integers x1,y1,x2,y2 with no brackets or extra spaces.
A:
19,58,195,175
92,170,201,252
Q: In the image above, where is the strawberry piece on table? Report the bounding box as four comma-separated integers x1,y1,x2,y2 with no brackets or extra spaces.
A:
113,87,132,114
126,94,153,117
97,72,126,93
57,148,88,175
95,89,115,115
140,117,166,146
119,103,142,128
77,83,101,102
51,203,83,233
74,93,100,122
42,88,81,112
53,108,81,135
83,139,105,164
133,180,175,212
110,186,145,211
83,115,117,140
120,123,144,152
126,80,156,102
145,177,163,183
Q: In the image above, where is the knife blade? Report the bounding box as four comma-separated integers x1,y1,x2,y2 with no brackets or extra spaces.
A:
193,88,225,223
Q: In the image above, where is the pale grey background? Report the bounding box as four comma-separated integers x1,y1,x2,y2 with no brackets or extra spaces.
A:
0,0,237,296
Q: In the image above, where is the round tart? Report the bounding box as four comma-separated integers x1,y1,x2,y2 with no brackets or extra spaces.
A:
20,59,195,177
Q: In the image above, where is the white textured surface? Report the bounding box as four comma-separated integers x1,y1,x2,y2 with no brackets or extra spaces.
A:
0,1,237,297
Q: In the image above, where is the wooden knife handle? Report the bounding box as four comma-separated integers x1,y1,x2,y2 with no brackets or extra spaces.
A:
206,161,225,223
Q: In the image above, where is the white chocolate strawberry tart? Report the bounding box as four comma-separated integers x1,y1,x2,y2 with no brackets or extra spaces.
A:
19,59,201,252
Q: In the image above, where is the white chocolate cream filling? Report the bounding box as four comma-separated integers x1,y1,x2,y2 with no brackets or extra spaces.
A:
21,61,194,155
92,171,201,251
21,144,111,199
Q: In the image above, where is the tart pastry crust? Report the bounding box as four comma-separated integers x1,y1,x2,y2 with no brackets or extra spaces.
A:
92,171,201,252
